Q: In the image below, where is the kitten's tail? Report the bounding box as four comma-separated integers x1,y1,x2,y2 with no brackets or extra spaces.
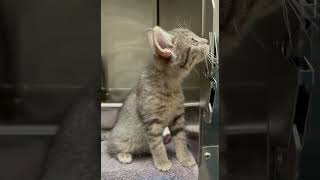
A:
103,132,120,155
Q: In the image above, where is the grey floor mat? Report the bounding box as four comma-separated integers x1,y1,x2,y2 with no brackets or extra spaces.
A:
101,140,198,180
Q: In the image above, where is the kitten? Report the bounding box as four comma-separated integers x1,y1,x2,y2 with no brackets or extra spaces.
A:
107,26,209,171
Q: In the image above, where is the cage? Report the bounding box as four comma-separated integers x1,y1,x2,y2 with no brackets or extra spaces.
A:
100,0,320,179
101,0,219,180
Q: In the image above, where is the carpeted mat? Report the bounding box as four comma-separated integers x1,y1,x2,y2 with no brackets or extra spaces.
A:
101,140,198,180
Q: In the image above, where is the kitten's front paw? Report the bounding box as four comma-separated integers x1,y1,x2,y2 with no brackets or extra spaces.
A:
116,153,132,164
154,159,172,171
178,155,196,167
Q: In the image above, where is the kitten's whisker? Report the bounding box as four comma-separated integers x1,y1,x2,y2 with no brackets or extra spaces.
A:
188,17,191,29
203,50,210,75
286,0,311,40
192,68,200,77
290,0,318,27
176,16,183,28
183,19,187,29
175,17,179,28
282,0,293,50
175,16,180,28
287,0,319,31
233,19,241,36
203,50,207,59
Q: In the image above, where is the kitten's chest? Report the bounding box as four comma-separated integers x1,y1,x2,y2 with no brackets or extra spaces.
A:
159,93,184,124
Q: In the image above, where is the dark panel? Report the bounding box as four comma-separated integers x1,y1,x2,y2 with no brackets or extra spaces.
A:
0,1,100,180
0,136,53,180
0,0,100,124
220,1,301,179
298,16,320,180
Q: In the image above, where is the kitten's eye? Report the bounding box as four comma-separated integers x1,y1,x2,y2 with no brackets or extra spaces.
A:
191,37,198,44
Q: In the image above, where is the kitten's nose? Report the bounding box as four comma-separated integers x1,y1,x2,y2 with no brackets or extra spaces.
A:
201,38,208,44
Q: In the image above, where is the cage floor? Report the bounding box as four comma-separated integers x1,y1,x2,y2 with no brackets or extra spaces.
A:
101,133,199,180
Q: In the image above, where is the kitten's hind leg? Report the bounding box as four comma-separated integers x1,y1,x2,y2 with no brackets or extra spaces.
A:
116,152,133,164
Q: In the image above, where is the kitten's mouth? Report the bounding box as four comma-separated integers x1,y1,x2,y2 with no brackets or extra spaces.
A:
203,45,210,61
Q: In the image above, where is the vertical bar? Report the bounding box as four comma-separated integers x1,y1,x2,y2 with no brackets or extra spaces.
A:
199,0,219,180
201,0,206,37
156,0,159,25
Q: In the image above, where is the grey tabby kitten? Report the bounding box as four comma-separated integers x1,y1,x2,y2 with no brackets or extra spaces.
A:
107,26,209,171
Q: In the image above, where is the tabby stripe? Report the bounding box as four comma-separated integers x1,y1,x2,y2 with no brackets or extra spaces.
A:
147,131,163,137
171,127,184,136
172,114,184,125
150,139,163,150
180,47,191,68
185,47,191,62
145,118,162,126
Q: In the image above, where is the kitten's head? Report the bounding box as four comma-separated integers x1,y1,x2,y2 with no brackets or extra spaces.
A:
146,26,209,78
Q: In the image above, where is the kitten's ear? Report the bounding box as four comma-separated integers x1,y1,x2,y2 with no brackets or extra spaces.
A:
146,26,173,59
